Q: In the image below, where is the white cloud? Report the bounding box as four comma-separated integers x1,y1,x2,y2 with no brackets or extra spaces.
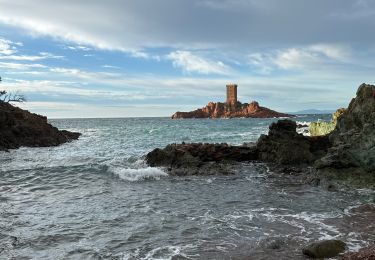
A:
0,37,64,61
308,44,350,62
0,61,47,70
167,50,231,75
65,45,92,51
0,38,17,55
0,52,64,61
129,50,161,61
273,48,318,69
102,65,120,69
248,44,352,72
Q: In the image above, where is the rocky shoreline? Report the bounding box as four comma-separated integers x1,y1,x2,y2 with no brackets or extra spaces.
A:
146,83,375,258
147,84,375,183
0,101,80,151
146,119,331,176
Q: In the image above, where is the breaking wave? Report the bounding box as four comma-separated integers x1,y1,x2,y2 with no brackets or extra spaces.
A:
109,166,168,182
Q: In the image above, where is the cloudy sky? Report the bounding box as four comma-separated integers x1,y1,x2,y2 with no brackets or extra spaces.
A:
0,0,374,118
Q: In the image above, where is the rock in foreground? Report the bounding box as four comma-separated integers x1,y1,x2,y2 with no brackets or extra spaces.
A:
315,83,375,174
171,101,292,119
147,83,375,179
256,120,331,165
302,240,346,258
0,102,80,151
145,120,331,175
340,245,375,260
146,142,258,175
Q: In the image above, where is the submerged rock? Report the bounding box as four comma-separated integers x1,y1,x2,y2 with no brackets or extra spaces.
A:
302,240,346,258
171,101,293,119
0,102,80,151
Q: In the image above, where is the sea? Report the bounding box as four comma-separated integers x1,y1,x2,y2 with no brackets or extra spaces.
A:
1,115,374,260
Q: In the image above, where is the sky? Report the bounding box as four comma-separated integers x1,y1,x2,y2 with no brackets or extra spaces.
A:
0,0,374,118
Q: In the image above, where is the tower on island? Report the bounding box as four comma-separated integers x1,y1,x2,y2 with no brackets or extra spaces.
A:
226,84,238,105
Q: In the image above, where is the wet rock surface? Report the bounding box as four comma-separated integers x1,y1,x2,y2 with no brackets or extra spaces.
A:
148,84,375,181
146,142,258,175
171,101,292,119
256,120,331,165
0,102,80,151
315,84,375,174
146,120,331,175
302,240,346,258
340,245,375,260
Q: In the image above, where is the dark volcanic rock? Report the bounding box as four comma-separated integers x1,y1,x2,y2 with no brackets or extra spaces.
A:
147,83,375,179
0,102,80,151
171,101,293,119
145,120,332,175
302,240,346,258
315,83,375,174
256,120,331,165
146,143,258,175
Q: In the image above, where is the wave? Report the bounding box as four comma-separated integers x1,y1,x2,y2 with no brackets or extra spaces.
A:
109,166,168,182
123,244,196,260
296,121,311,126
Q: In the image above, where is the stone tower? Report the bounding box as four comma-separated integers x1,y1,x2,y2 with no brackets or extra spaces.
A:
226,84,238,105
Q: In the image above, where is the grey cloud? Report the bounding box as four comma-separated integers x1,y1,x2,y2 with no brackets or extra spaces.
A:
0,0,373,51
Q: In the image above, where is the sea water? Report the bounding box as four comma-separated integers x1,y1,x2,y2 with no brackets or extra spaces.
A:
1,116,374,259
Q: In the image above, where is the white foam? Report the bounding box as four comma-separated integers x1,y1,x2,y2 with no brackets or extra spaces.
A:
296,121,311,126
122,244,197,260
110,166,168,182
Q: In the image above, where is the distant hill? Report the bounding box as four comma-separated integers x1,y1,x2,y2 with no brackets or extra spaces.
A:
292,109,335,115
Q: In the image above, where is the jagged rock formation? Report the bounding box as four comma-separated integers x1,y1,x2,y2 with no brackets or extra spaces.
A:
0,102,80,151
145,120,330,175
147,83,375,178
315,83,375,174
171,101,292,119
146,143,258,175
309,108,346,136
256,120,331,165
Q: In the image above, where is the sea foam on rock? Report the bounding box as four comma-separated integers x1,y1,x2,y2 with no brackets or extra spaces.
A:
146,143,258,175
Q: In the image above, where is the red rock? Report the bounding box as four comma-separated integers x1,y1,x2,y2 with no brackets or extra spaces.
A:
171,101,293,119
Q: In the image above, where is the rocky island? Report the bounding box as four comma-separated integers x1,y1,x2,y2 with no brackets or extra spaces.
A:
171,84,292,119
0,100,80,151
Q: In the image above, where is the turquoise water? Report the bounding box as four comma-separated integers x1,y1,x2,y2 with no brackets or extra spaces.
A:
1,116,374,259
